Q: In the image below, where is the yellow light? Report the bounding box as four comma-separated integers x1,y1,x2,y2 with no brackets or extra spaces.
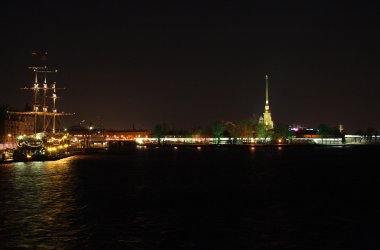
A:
278,139,282,143
47,147,57,152
250,147,255,150
7,134,11,137
27,154,32,159
197,147,201,150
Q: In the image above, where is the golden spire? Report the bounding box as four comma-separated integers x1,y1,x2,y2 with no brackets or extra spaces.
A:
265,75,269,105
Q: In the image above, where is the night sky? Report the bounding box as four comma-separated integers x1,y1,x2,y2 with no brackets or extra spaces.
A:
1,1,379,131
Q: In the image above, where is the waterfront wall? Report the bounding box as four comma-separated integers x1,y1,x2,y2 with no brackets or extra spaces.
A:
135,135,380,145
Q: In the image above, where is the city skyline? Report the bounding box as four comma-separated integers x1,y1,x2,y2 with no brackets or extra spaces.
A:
1,1,380,131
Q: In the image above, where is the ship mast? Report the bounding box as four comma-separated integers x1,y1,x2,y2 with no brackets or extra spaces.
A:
27,66,46,134
9,62,73,135
35,67,58,132
51,83,59,134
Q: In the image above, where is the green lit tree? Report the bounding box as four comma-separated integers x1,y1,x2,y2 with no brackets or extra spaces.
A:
212,121,225,145
153,123,170,144
255,123,267,143
274,123,294,143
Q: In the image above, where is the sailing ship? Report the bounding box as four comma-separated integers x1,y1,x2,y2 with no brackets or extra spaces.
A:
10,64,80,161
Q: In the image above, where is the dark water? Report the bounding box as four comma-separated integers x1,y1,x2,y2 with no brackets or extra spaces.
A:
0,145,379,249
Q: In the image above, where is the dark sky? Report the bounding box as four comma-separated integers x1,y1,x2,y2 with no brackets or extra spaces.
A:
1,1,379,131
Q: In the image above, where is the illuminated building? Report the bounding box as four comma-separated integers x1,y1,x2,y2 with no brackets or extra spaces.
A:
259,75,274,130
3,114,34,142
105,129,150,141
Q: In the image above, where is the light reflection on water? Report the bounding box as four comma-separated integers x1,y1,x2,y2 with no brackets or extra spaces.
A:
0,146,379,249
0,156,89,249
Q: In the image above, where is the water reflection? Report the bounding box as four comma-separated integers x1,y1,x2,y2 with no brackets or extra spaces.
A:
1,146,377,249
0,157,88,249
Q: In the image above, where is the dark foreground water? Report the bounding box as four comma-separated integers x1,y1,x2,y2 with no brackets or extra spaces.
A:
0,145,379,249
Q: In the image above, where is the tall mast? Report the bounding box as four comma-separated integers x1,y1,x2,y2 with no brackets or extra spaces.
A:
52,83,57,134
9,54,74,137
50,81,66,134
28,66,45,134
43,74,48,131
33,70,39,134
36,68,57,132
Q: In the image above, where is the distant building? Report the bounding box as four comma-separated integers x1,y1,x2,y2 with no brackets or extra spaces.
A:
3,114,34,142
259,75,274,130
289,124,319,138
105,129,150,141
67,126,108,149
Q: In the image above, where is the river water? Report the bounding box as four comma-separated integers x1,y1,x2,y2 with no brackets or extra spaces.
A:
0,145,379,249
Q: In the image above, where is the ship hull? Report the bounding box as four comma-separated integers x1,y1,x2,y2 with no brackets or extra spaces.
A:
12,147,78,162
13,133,82,162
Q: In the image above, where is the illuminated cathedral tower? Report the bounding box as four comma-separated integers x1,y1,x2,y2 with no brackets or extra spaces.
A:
259,75,274,130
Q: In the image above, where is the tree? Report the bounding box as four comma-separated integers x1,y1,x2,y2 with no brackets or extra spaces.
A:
236,119,255,143
317,124,339,138
255,122,267,143
274,123,294,143
374,130,379,142
355,129,364,143
212,121,225,145
225,121,238,144
365,127,375,143
153,123,170,144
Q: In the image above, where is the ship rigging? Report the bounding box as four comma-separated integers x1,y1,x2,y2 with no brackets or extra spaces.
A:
9,62,79,161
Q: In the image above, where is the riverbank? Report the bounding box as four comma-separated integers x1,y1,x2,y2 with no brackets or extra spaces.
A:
137,142,379,149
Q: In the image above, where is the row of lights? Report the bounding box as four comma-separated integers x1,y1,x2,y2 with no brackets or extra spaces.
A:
137,146,284,151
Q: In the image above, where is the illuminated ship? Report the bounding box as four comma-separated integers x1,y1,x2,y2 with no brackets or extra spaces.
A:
9,64,80,161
